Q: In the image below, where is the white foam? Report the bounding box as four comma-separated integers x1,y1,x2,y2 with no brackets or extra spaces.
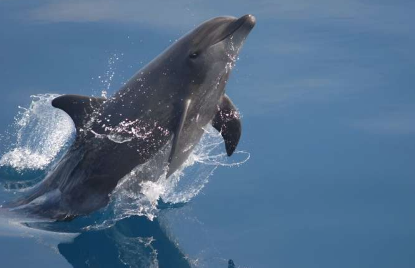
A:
0,94,75,171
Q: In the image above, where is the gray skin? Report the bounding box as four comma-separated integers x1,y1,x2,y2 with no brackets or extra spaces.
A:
9,14,256,220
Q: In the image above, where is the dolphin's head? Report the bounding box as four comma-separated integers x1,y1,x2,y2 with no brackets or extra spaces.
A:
182,14,256,87
186,14,256,63
157,14,256,100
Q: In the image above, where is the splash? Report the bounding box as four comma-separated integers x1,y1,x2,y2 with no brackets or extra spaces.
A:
92,53,123,97
0,94,75,172
105,119,170,144
90,126,249,228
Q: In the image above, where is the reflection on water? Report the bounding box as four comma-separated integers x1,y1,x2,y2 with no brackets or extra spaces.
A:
58,216,191,268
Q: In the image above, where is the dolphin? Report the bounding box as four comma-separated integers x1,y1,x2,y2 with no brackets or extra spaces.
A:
9,14,256,220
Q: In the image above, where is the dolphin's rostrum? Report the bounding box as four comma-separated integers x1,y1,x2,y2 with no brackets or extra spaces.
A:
9,14,256,220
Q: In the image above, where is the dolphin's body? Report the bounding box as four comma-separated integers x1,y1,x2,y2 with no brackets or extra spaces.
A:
9,14,256,220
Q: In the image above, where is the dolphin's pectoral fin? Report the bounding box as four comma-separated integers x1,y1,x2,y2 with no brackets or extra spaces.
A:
52,94,106,130
168,99,191,164
212,94,241,156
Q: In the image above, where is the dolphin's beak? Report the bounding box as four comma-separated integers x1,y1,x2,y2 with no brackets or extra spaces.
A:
211,14,256,47
235,14,256,31
228,14,256,37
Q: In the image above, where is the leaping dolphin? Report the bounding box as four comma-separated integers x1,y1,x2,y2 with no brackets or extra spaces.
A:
9,14,256,220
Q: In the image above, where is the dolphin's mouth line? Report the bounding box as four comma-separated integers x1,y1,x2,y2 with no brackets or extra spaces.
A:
210,17,248,47
213,26,243,46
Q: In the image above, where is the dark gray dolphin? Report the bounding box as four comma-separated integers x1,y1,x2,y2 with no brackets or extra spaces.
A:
9,14,256,220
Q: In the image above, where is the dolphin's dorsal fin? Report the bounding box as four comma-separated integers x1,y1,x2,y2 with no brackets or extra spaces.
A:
212,94,241,156
52,94,106,130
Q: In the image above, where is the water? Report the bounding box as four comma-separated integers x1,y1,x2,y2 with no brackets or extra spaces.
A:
2,1,415,267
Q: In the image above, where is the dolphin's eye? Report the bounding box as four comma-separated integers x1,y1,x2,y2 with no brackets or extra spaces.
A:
189,52,199,59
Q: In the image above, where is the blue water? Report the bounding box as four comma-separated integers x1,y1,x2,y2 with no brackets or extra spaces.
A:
1,1,415,267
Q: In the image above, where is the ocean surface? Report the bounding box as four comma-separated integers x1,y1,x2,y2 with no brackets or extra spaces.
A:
1,1,415,267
